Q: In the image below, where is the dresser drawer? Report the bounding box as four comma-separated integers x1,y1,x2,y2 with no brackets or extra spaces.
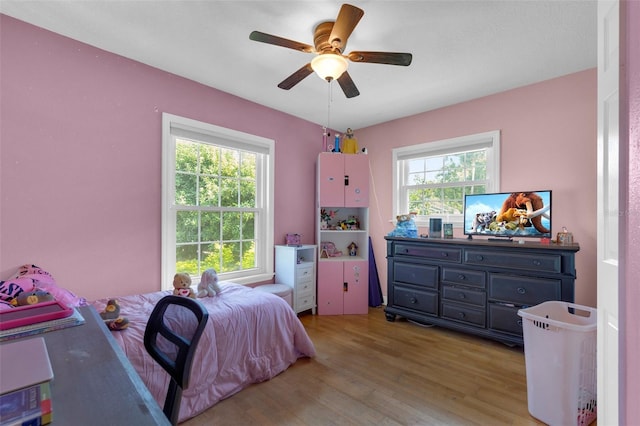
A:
441,302,485,327
296,264,314,282
488,274,561,306
441,267,485,288
464,250,562,273
488,303,523,336
393,287,438,315
394,243,461,263
393,262,438,289
441,284,485,307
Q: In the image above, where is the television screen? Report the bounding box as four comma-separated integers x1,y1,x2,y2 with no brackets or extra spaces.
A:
463,190,552,238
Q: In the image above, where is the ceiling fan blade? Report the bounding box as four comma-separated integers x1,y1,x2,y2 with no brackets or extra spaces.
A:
249,31,314,53
278,63,314,90
329,4,364,51
337,71,360,98
347,51,413,66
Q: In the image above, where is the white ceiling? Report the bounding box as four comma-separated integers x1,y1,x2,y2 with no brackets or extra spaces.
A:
0,0,597,132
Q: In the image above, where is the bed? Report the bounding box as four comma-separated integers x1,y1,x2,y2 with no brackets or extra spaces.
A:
91,282,316,423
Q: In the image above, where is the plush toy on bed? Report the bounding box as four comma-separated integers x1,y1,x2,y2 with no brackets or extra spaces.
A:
173,273,196,298
99,298,130,331
197,268,221,298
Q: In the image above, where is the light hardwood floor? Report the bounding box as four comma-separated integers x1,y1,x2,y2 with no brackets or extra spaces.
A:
183,307,545,425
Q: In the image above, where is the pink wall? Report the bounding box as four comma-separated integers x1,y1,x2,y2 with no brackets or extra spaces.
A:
358,69,598,307
0,15,321,300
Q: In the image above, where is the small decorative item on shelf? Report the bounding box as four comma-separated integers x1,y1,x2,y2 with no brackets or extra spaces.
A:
333,134,341,152
341,128,359,154
338,216,359,230
320,241,342,258
285,233,302,246
347,242,358,256
320,209,338,229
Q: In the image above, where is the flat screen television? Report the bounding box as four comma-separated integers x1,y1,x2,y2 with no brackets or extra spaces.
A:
463,190,552,239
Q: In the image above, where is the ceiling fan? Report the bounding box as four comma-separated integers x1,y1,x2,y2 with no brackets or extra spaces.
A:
249,3,412,98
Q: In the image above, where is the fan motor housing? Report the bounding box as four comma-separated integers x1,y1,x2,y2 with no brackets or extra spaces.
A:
314,21,340,53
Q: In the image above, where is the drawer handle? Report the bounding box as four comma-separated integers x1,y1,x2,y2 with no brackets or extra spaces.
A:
458,312,466,319
441,252,448,257
410,297,417,304
517,287,526,295
457,274,466,281
458,293,466,299
517,319,523,327
476,255,484,261
532,260,541,266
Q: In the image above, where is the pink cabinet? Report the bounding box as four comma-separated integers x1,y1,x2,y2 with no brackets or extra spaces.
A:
317,153,369,207
317,260,368,315
316,152,370,316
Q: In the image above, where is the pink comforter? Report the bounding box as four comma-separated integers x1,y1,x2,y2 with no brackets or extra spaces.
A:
91,282,316,423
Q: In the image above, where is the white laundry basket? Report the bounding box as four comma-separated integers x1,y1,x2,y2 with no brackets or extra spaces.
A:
518,301,597,426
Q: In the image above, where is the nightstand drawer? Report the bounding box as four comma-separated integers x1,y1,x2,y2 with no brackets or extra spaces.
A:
296,293,316,309
441,267,485,288
488,273,561,306
465,250,561,273
296,280,314,296
296,264,314,282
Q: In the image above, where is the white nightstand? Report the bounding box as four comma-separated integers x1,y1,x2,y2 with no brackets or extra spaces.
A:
275,245,317,314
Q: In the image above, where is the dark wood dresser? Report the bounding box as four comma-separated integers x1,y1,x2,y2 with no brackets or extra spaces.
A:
384,236,580,345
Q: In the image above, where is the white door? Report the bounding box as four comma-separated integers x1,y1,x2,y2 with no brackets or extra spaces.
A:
597,1,619,424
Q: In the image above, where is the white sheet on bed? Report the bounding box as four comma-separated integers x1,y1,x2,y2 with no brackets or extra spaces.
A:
91,282,316,423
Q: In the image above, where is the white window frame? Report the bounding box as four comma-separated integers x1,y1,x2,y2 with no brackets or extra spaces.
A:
161,113,275,290
392,130,501,228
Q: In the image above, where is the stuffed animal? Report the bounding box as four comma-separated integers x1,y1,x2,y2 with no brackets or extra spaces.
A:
387,214,418,238
99,299,121,321
197,268,221,298
173,273,196,298
98,298,129,331
10,290,54,306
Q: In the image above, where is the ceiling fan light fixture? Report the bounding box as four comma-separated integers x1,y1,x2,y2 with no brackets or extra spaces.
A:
311,53,348,81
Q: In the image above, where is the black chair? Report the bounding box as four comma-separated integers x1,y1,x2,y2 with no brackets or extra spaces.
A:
143,295,209,425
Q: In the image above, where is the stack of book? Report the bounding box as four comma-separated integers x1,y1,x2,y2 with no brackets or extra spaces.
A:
0,305,84,343
0,338,54,425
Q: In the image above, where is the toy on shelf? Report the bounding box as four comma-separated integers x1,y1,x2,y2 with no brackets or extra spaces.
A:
320,241,343,258
341,128,359,154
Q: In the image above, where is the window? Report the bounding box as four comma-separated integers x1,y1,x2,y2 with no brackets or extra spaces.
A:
392,130,500,228
162,113,274,290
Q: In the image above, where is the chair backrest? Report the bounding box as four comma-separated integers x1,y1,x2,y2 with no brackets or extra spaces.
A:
143,295,209,425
